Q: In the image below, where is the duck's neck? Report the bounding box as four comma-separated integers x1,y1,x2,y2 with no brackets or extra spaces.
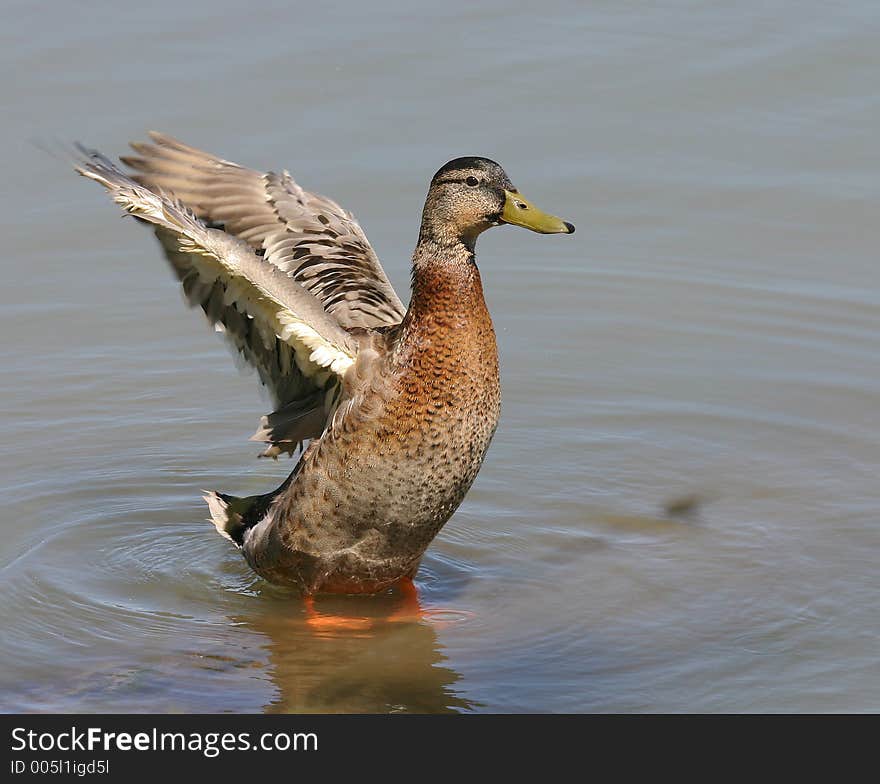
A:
406,233,484,324
392,231,494,362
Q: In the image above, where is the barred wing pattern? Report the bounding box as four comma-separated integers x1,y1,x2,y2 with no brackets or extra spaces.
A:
121,132,406,330
76,148,360,456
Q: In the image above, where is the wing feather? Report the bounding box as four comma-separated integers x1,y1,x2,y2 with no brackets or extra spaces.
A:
75,147,358,456
120,132,406,329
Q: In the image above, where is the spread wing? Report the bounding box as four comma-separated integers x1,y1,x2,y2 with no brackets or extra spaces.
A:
120,132,406,330
75,148,359,456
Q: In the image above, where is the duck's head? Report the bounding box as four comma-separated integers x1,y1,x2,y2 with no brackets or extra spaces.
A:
420,157,574,248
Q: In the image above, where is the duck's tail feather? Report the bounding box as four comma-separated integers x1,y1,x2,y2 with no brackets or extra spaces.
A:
202,460,305,547
204,491,258,547
203,471,298,547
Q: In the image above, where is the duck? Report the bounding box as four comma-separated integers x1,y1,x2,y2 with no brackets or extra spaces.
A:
75,133,574,595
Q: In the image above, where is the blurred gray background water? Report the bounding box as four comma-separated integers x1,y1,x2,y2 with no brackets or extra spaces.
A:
1,1,878,712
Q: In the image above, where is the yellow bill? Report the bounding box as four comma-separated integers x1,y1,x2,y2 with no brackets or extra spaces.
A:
501,190,575,234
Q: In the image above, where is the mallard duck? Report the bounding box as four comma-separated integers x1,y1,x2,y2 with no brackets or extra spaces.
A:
75,133,573,594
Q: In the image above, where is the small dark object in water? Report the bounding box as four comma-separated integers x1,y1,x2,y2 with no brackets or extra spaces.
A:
663,493,704,517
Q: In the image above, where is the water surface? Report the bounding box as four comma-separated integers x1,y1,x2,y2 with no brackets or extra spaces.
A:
1,1,878,712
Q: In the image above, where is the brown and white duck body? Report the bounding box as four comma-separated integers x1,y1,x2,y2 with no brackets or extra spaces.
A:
76,136,573,594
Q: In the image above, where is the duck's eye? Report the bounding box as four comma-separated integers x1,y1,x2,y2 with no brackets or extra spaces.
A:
465,176,479,187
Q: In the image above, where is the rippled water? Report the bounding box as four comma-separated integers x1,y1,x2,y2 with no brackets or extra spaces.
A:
1,2,878,712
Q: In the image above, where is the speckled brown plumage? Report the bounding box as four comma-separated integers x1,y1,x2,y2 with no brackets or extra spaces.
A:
245,240,501,593
75,139,572,595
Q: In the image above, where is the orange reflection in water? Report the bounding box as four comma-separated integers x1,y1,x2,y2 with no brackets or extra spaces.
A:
303,579,472,637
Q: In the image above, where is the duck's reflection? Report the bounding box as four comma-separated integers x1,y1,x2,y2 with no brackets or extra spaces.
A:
236,583,474,713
